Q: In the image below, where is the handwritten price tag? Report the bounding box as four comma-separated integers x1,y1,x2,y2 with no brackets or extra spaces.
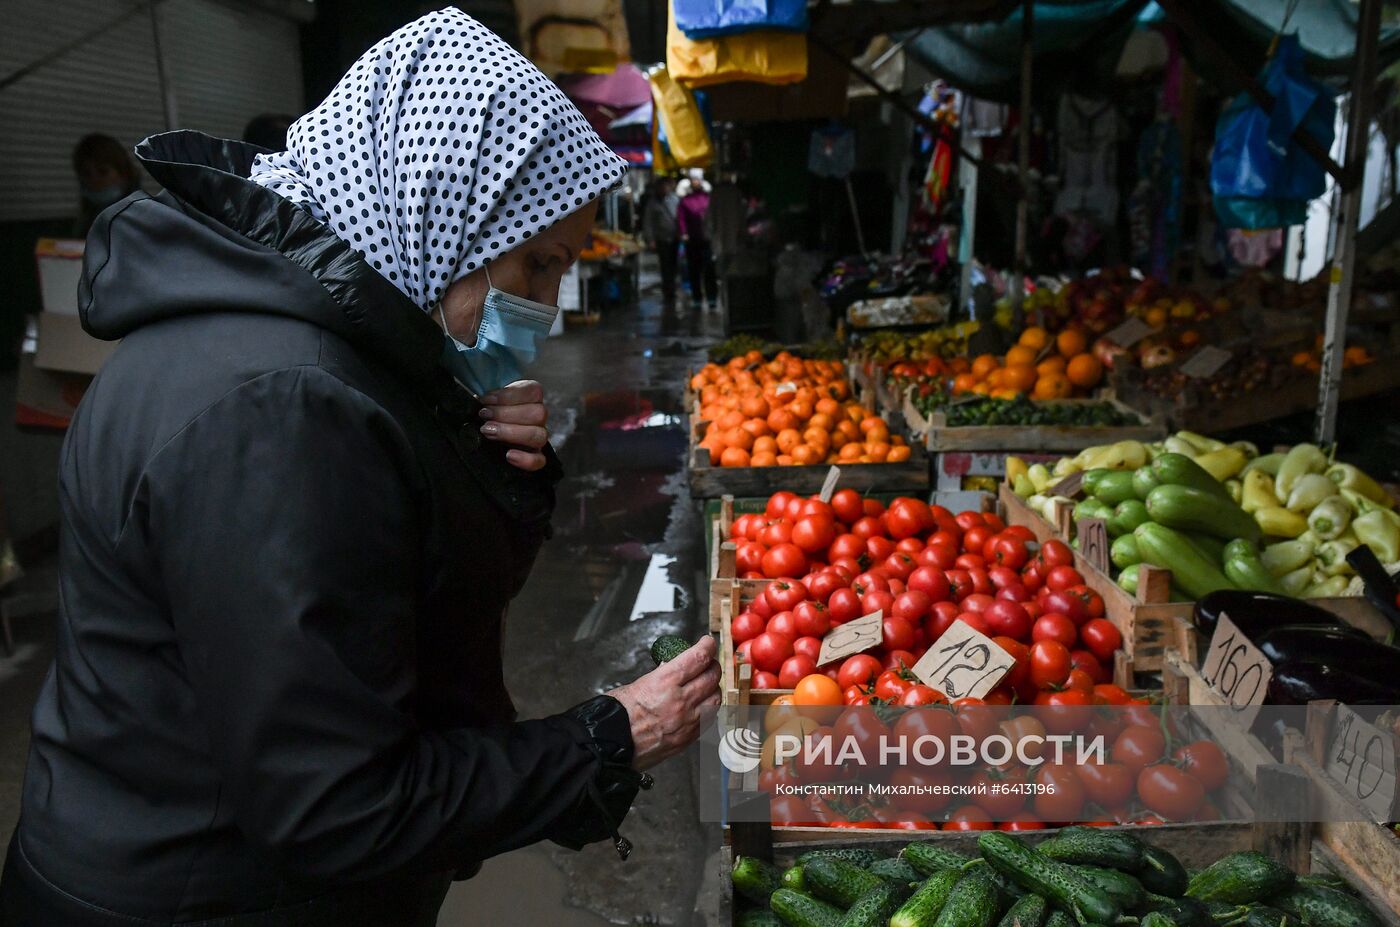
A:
1105,317,1155,348
817,610,883,666
1180,345,1233,379
1325,704,1398,823
819,466,842,504
1199,612,1272,725
1050,471,1085,499
1077,518,1110,575
911,621,1016,701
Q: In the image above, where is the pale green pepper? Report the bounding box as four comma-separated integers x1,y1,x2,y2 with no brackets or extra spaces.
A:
1255,506,1308,538
1260,539,1315,577
1242,452,1286,476
1028,463,1053,493
1278,564,1314,596
1304,575,1350,598
1340,488,1383,516
1286,473,1338,513
1275,443,1328,500
1176,430,1226,453
1307,496,1352,540
1229,440,1259,460
1225,478,1243,504
1326,463,1392,507
1241,470,1276,514
1316,537,1359,576
1013,473,1037,498
1353,509,1400,564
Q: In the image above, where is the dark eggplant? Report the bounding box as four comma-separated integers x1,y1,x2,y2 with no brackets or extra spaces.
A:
1192,590,1351,638
1252,624,1380,666
1265,659,1400,705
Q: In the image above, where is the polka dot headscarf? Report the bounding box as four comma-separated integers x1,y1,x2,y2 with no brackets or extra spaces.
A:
249,7,626,311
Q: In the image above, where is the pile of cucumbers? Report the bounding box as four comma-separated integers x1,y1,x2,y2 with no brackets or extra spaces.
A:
731,829,1383,927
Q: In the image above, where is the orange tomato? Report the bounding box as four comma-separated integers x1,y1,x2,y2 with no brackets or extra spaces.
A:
864,424,890,445
1056,328,1087,358
792,674,843,706
1066,354,1103,389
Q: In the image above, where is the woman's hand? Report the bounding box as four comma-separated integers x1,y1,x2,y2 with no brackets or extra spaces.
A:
608,637,720,770
480,380,549,471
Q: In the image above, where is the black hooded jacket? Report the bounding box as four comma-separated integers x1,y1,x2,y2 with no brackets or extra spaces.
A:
3,132,640,925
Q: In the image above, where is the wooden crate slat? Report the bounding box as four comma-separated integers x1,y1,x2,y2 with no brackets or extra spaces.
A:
903,385,1165,453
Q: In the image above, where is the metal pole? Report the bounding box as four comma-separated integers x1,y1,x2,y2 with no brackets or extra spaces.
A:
1011,0,1033,311
958,131,982,315
1315,0,1381,445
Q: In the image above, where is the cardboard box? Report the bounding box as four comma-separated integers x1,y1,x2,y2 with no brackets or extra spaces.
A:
35,312,117,376
34,238,85,315
14,352,89,430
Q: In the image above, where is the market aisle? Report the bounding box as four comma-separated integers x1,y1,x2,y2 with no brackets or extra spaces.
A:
439,279,726,926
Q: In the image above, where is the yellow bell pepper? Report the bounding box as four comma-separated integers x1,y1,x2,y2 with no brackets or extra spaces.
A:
1255,506,1308,539
1241,471,1276,514
1005,455,1029,487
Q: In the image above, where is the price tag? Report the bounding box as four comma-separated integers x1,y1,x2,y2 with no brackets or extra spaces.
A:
1180,345,1233,379
819,466,842,503
1199,612,1272,725
910,621,1016,701
1050,471,1085,499
1077,518,1110,575
817,610,884,666
1325,704,1398,822
775,381,798,395
1105,317,1156,348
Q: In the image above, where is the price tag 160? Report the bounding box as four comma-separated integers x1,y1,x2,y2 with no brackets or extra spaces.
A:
910,621,1016,701
817,610,883,666
1325,704,1398,823
1199,612,1271,725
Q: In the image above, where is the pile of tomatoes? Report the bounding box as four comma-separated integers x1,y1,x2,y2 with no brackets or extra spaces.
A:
729,490,1124,704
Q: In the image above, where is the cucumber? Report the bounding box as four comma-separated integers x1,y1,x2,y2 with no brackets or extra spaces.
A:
1201,901,1251,925
797,848,884,869
770,888,843,927
1139,846,1190,898
1186,852,1295,905
934,870,1002,927
1134,467,1163,501
1076,866,1146,910
892,869,964,927
1137,893,1214,927
1152,454,1232,500
1117,563,1141,595
840,882,909,927
1134,523,1236,600
805,856,886,908
1045,910,1078,927
1093,470,1139,506
738,909,785,927
1231,905,1293,927
733,855,783,905
903,842,974,876
997,894,1049,927
650,634,691,666
1146,485,1262,543
1141,913,1175,927
1183,532,1229,564
978,832,1121,926
1276,883,1383,927
1038,826,1147,871
783,865,808,892
870,857,924,885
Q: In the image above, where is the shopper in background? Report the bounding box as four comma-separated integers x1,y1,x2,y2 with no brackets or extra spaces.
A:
641,175,680,306
677,168,718,309
1,10,718,926
71,133,140,236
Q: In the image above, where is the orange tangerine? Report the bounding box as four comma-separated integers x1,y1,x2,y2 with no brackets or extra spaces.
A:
1056,328,1087,358
1005,345,1038,367
1066,354,1103,389
971,353,1000,379
1002,363,1037,392
720,446,751,467
1017,326,1049,351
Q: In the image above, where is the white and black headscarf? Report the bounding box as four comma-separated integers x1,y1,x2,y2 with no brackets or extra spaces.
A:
249,7,626,311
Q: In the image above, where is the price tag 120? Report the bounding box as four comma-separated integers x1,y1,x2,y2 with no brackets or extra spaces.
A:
1325,704,1398,823
910,621,1016,701
817,610,883,666
1199,612,1271,725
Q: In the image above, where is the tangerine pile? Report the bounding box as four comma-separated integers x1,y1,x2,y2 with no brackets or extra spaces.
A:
948,326,1104,400
690,351,911,467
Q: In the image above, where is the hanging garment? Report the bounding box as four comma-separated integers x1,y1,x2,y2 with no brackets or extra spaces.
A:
923,137,953,210
1054,94,1121,227
808,125,855,178
1129,117,1183,279
1227,228,1284,267
673,0,807,39
963,97,1008,138
666,1,806,87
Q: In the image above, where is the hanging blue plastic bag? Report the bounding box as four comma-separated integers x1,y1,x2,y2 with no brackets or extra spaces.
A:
1211,35,1335,229
672,0,807,40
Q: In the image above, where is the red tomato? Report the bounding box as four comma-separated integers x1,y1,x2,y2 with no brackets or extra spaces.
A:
861,590,895,617
1070,649,1108,683
766,491,799,520
830,488,864,524
990,536,1029,570
827,587,863,625
1032,763,1085,822
992,636,1031,690
926,602,959,641
958,593,994,614
1044,565,1084,591
874,670,913,701
749,632,794,673
862,498,887,517
1111,724,1167,772
832,705,890,762
866,536,897,562
838,654,882,689
885,500,928,540
1039,539,1074,568
893,704,959,746
908,566,952,601
1093,683,1132,705
851,516,886,540
968,569,995,596
1065,668,1095,693
1194,801,1222,822
1039,688,1094,735
1079,618,1122,662
955,612,991,636
1138,764,1205,820
828,533,867,564
1066,584,1106,618
766,611,797,640
752,670,780,690
1028,640,1072,689
970,766,1027,818
792,515,838,554
892,590,933,623
1021,598,1043,620
883,818,939,831
882,616,917,652
1173,740,1230,792
887,577,907,595
805,570,846,605
995,584,1032,604
954,511,986,531
736,639,754,665
883,552,918,581
883,649,918,672
899,684,943,707
778,654,817,689
1041,590,1086,625
761,543,807,579
830,558,864,579
1032,613,1077,647
955,553,986,572
736,541,767,576
793,635,822,661
1078,762,1136,808
763,578,809,613
730,513,758,540
962,525,994,555
984,600,1031,639
842,684,868,705
896,537,925,555
916,545,957,570
1020,561,1045,593
928,529,962,551
998,814,1047,831
759,521,794,548
987,566,1022,590
732,609,766,644
783,495,807,522
794,601,831,637
944,805,994,830
853,571,890,596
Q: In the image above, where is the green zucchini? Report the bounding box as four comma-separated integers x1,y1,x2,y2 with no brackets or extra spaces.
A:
1111,533,1142,568
1117,563,1141,595
840,882,910,927
1134,523,1236,600
1037,826,1146,871
797,848,885,869
1223,551,1285,595
1134,466,1163,501
1110,499,1153,536
1184,532,1229,564
1152,453,1232,500
902,842,974,876
1275,883,1382,927
1076,866,1146,910
738,909,786,927
1146,485,1262,543
770,888,844,927
783,865,808,892
1093,470,1139,507
870,857,924,885
891,869,964,927
733,855,783,905
1082,469,1111,498
996,894,1048,927
804,856,886,908
934,870,1002,927
1186,852,1295,905
978,832,1120,926
650,634,691,665
1074,498,1114,523
1139,846,1190,898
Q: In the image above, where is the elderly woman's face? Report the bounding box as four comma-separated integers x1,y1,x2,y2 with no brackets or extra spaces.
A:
439,200,598,346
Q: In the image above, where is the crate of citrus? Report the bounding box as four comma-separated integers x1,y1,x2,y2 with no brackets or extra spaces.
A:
687,351,930,498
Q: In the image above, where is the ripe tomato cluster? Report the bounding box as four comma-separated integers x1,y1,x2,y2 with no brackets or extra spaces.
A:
729,490,1124,702
760,698,1232,830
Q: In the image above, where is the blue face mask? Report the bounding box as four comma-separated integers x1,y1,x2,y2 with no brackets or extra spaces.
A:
82,184,126,209
437,264,559,396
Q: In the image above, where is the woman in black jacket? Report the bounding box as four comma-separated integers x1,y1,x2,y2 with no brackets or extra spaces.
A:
0,10,718,925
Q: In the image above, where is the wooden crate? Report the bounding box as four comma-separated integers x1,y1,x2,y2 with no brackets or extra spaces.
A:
904,386,1165,453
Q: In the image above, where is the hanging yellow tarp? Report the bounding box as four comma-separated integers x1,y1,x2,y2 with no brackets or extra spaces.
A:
515,0,630,77
647,65,713,168
665,0,807,89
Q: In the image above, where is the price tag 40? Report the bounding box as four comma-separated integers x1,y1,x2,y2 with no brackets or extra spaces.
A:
817,610,883,666
910,621,1016,701
1199,612,1271,725
1325,704,1398,823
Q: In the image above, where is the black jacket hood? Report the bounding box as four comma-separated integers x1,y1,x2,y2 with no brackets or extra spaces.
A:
80,130,446,389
